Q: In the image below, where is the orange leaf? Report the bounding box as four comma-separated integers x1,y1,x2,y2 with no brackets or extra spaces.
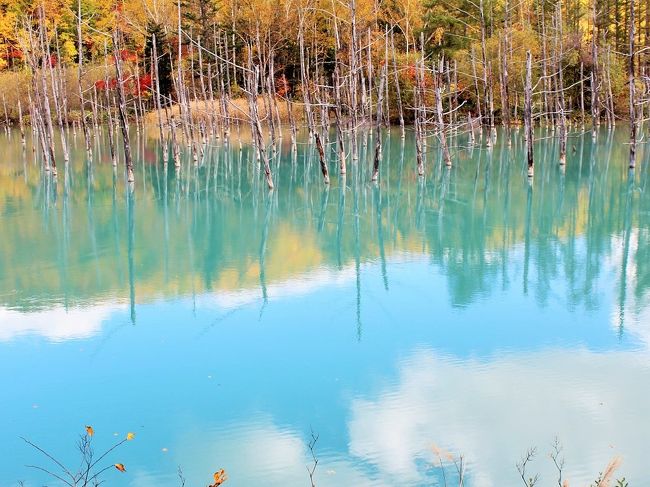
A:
85,426,94,437
210,469,227,486
115,463,126,472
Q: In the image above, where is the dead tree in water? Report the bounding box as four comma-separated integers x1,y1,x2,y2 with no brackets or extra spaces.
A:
77,0,92,157
44,27,69,164
245,49,274,190
433,62,452,167
331,12,347,174
414,45,425,176
333,65,347,175
591,2,600,134
298,8,315,138
22,17,56,175
315,132,330,184
628,0,637,169
18,100,26,146
371,60,386,181
524,51,534,176
2,94,9,132
554,2,568,165
103,41,117,166
390,28,405,138
152,34,168,162
112,30,135,183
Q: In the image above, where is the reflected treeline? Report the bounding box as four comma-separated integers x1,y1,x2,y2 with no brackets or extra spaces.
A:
1,127,649,325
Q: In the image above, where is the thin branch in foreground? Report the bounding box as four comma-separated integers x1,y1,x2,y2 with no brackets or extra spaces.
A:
307,428,319,487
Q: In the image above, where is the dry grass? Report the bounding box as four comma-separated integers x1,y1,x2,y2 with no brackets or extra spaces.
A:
142,96,304,127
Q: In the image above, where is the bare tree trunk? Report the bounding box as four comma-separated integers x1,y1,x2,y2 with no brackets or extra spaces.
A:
113,30,135,183
18,100,26,146
540,4,552,126
371,61,386,181
349,0,360,159
555,2,567,165
390,28,405,138
77,0,92,157
170,115,181,167
104,40,117,166
415,47,425,176
500,36,510,126
525,51,534,176
91,85,100,134
591,1,600,134
315,132,330,184
152,34,168,162
470,46,483,126
580,61,585,127
629,0,637,168
606,45,616,128
218,32,231,138
32,10,57,176
334,65,347,175
298,9,315,138
332,11,347,173
501,0,510,127
286,91,297,146
434,64,452,167
2,94,10,131
55,32,70,129
246,50,274,190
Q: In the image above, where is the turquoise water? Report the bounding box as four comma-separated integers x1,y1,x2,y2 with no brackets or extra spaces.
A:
1,127,649,486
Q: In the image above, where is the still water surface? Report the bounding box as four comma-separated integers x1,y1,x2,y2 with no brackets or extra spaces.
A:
1,127,649,486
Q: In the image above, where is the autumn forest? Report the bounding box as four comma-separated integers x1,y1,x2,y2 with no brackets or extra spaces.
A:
0,0,648,184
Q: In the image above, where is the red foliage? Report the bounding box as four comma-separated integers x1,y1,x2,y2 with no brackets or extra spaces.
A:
276,74,290,97
138,73,152,91
119,49,138,63
1,48,24,60
404,64,432,88
93,73,152,96
132,73,152,96
94,77,119,91
405,65,417,82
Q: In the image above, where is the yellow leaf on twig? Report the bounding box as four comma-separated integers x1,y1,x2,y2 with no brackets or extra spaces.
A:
85,426,94,437
126,432,135,441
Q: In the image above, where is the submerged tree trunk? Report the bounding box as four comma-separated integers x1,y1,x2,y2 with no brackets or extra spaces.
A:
315,132,330,184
